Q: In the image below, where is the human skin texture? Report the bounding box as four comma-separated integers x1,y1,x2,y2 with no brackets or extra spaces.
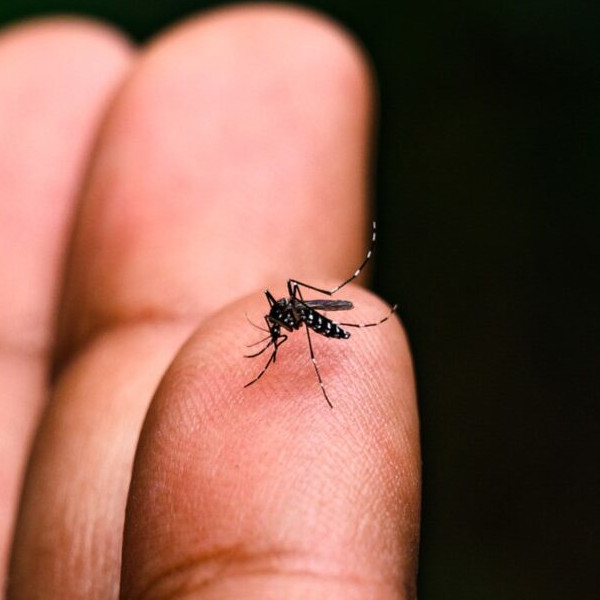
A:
1,5,420,599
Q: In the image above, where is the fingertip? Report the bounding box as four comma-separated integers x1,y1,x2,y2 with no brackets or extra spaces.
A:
123,288,420,598
0,14,134,342
148,2,374,104
0,15,133,67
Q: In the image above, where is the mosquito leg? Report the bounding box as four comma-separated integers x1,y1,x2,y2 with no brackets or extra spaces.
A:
244,338,274,358
265,290,276,307
290,283,308,318
244,336,288,385
339,304,398,328
272,335,287,363
305,326,333,408
244,349,277,387
288,222,377,297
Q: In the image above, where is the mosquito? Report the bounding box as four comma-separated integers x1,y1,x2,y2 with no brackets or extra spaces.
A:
244,222,397,407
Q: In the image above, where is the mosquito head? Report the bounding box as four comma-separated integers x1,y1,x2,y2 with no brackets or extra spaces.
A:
267,298,297,332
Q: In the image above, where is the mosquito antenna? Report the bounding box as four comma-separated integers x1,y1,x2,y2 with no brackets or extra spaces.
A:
245,312,270,333
245,334,273,349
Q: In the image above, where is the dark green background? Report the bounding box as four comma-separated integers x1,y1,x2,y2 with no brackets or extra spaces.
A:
2,1,598,598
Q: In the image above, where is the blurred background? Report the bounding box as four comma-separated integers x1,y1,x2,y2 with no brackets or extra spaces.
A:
1,1,598,598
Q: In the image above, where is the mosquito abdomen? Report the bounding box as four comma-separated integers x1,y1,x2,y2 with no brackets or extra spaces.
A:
303,308,350,339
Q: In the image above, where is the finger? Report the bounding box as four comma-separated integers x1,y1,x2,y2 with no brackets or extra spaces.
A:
9,5,375,598
122,289,420,599
0,18,132,586
56,3,374,362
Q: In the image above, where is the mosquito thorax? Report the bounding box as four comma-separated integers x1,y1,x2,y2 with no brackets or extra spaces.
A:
269,299,288,316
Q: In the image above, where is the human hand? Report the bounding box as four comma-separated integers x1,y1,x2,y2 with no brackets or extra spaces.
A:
1,6,420,598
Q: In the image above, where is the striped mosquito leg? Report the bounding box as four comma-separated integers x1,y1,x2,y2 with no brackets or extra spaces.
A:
244,349,277,387
339,304,398,328
244,336,287,387
288,221,377,297
305,326,333,408
244,338,274,358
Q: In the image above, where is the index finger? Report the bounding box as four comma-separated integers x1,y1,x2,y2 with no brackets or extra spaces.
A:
122,287,420,599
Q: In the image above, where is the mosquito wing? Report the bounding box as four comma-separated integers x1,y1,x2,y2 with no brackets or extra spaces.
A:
302,299,354,312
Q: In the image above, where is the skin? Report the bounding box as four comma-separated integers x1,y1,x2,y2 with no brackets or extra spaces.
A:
1,5,420,599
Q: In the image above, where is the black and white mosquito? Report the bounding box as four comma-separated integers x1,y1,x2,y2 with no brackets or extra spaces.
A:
244,221,397,407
